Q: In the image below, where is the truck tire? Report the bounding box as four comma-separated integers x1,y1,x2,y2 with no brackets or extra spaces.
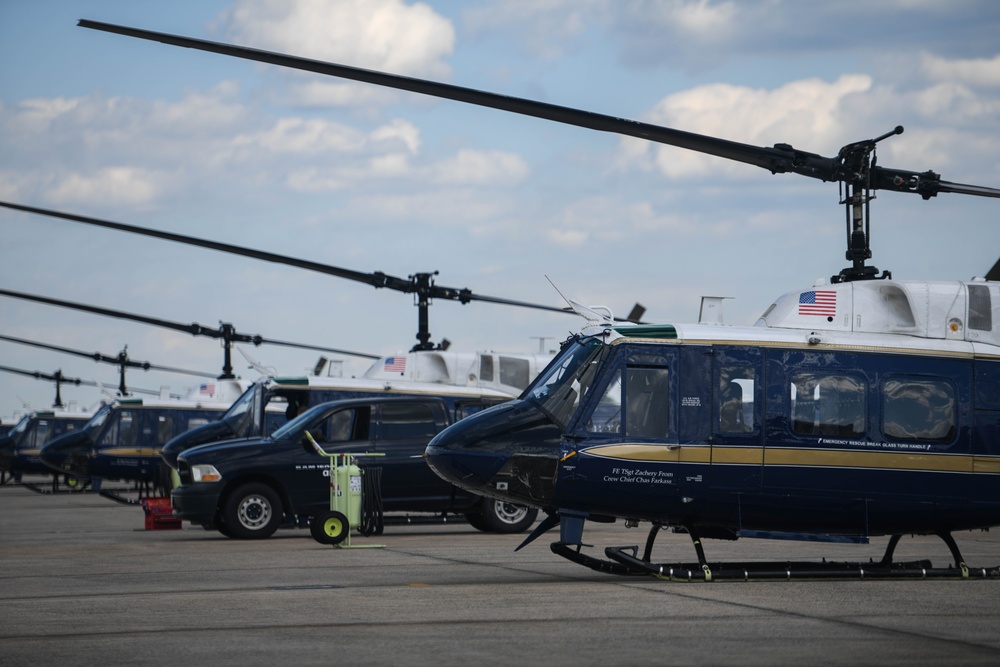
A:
475,500,538,533
222,483,283,539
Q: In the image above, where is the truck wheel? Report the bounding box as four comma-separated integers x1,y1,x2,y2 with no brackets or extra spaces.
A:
222,483,283,539
476,500,538,533
311,510,349,545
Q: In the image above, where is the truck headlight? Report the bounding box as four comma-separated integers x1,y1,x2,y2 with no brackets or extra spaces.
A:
190,464,222,483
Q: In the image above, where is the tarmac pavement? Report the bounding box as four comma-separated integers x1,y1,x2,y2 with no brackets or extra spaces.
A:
2,480,1000,666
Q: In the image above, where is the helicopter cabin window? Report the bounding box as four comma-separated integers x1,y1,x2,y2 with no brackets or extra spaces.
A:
499,356,532,389
968,284,992,331
479,355,494,382
380,403,439,441
719,367,755,433
587,366,671,438
882,378,956,442
790,373,865,437
157,415,174,445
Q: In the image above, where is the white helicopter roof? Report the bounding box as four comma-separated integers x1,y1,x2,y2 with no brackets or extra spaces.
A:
586,278,1000,356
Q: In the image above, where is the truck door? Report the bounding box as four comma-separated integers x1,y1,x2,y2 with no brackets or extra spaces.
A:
291,404,372,515
373,401,451,506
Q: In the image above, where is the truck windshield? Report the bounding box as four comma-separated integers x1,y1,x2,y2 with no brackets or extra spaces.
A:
523,337,605,430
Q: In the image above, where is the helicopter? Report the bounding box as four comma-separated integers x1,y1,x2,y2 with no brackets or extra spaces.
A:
0,334,235,494
0,395,96,488
75,19,1000,580
40,381,249,501
0,290,376,498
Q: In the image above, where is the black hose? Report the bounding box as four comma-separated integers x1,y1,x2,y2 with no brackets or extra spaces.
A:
359,465,383,536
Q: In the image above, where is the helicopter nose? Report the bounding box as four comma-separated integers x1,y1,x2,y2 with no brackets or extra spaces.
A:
39,434,90,474
425,399,562,508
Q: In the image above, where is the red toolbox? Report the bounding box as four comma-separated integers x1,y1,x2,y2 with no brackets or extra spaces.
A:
140,497,182,530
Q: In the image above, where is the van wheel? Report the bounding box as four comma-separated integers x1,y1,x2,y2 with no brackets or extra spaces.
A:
476,500,538,533
223,483,283,539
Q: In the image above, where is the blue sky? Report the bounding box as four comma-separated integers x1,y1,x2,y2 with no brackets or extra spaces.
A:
1,0,999,419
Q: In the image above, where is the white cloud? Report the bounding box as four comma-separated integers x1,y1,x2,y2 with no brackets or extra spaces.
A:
423,149,529,186
921,52,1000,88
49,167,163,207
221,0,455,77
619,75,874,178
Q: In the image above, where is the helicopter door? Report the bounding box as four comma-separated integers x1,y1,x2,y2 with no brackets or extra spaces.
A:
710,347,764,494
572,347,685,504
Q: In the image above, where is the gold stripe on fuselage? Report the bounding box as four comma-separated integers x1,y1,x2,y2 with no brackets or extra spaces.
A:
581,443,998,475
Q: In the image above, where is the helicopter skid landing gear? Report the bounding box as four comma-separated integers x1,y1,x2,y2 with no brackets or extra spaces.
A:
552,523,1000,581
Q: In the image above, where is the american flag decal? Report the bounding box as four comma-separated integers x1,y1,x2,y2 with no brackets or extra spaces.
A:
798,290,837,316
199,383,215,396
383,356,406,373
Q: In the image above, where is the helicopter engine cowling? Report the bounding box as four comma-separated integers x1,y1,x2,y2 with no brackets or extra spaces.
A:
425,399,562,508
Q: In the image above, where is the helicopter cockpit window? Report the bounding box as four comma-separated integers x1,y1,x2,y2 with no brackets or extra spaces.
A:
790,373,865,437
588,369,622,434
719,367,755,433
527,339,604,430
883,378,956,442
100,410,137,448
587,366,671,438
221,386,257,435
625,367,671,439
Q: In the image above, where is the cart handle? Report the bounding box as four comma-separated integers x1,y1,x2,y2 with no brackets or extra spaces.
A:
305,431,384,459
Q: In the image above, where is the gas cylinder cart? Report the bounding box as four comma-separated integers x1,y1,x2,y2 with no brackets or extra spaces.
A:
306,432,386,548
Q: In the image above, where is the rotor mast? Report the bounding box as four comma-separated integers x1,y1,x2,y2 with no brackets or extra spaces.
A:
833,126,903,283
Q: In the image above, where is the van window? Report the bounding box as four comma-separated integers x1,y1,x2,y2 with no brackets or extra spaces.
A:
883,378,956,442
790,373,865,437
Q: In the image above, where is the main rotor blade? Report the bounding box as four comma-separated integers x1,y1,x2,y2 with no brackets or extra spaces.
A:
0,199,575,317
0,334,217,378
0,289,379,360
77,20,1000,200
0,365,164,397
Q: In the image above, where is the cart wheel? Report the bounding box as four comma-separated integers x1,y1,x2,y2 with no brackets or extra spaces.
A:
311,510,350,545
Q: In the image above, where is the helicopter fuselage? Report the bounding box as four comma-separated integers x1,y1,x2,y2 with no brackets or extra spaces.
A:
427,279,1000,543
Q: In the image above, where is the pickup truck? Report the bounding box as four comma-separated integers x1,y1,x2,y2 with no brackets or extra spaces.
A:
172,396,537,539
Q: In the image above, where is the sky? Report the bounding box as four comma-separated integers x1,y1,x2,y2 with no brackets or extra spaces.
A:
1,0,999,420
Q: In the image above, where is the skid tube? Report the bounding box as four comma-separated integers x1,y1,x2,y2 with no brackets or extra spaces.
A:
551,523,1000,581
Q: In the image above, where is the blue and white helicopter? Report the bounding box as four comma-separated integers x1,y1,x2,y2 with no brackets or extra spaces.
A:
67,20,1000,579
